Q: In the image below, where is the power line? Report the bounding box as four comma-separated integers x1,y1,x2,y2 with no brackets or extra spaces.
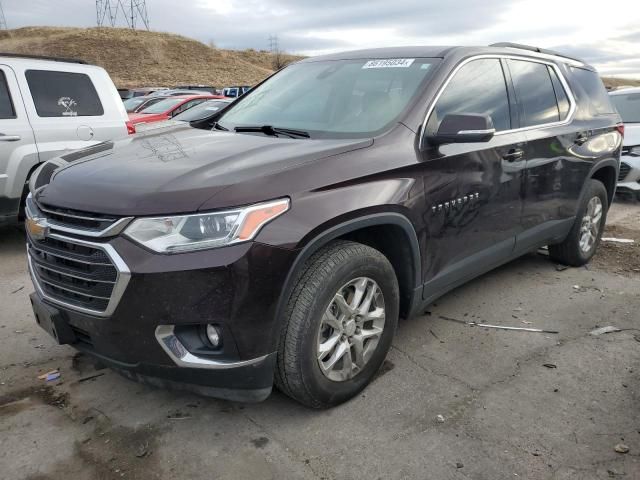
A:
0,1,8,30
96,0,149,30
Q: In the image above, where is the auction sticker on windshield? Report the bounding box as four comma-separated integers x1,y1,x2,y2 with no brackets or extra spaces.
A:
362,59,415,69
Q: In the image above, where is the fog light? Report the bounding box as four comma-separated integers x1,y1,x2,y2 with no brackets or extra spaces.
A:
205,324,222,348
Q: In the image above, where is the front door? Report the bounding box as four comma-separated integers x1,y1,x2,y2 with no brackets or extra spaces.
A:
419,57,527,300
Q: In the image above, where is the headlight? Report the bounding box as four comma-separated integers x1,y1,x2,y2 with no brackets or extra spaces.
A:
124,198,289,253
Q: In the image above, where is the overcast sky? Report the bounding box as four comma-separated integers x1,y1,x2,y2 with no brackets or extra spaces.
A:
4,0,640,78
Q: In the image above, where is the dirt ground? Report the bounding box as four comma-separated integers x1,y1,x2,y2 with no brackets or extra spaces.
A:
1,200,639,480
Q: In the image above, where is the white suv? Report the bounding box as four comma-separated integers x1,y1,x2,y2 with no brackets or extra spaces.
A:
610,87,640,199
0,54,131,226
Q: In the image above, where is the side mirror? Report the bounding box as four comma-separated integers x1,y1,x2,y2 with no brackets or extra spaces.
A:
427,114,495,145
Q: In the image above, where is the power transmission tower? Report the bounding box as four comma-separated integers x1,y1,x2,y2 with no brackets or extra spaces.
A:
96,0,150,30
269,34,285,69
0,1,8,30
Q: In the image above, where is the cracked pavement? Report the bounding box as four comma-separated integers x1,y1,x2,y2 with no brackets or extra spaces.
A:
1,202,639,480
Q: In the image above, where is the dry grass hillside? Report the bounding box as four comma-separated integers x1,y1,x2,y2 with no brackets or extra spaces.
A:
0,27,637,91
0,27,302,88
602,77,640,89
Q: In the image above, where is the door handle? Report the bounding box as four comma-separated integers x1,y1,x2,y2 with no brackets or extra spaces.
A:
0,134,21,142
574,133,589,145
502,148,524,162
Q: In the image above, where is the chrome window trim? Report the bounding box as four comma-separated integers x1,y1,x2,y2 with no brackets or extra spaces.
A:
155,325,270,370
27,232,131,318
419,54,578,146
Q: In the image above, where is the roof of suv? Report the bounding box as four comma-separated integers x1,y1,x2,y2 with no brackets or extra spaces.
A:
0,52,106,72
300,45,592,70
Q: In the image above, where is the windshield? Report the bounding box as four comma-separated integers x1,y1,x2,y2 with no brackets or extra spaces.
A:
173,100,231,122
139,98,184,114
123,97,147,112
217,58,440,138
611,92,640,123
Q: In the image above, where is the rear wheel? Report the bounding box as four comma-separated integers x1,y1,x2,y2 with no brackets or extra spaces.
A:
549,179,608,266
275,240,399,408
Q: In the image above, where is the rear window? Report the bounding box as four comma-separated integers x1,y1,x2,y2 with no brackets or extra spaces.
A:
610,92,640,123
26,70,104,117
0,70,16,119
570,67,615,115
508,60,560,127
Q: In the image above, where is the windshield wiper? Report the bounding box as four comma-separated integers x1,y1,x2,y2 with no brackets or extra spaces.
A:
212,121,228,131
234,125,310,139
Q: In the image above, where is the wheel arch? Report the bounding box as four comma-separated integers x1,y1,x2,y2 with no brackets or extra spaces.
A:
589,160,618,208
274,213,422,325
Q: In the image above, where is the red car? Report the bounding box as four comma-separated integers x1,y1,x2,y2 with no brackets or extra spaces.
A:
127,95,224,125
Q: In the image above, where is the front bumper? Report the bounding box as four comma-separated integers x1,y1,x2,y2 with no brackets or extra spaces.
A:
617,154,640,193
27,229,298,401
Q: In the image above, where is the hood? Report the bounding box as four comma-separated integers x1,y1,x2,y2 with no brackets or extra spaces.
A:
623,123,640,147
37,124,372,215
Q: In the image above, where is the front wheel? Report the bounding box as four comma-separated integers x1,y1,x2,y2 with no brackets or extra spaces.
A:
275,240,399,408
549,179,608,266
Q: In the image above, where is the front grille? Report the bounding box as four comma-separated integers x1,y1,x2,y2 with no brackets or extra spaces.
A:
26,195,132,237
37,202,120,233
28,233,118,313
619,162,631,182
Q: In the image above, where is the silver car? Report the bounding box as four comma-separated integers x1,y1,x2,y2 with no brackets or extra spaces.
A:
610,87,640,199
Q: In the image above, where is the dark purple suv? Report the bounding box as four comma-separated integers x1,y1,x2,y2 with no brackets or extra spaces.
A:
25,43,622,407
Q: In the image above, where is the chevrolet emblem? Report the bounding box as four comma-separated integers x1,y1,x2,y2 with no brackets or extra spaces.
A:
26,217,49,240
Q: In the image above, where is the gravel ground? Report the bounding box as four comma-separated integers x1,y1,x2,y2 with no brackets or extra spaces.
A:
0,201,639,480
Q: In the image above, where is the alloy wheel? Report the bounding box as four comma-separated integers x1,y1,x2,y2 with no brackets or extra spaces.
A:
579,196,603,254
316,277,386,382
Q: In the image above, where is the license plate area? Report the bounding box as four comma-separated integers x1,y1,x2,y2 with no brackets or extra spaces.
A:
30,293,76,345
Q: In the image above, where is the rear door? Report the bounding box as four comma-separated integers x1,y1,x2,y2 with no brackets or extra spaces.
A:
420,57,527,299
507,59,603,250
0,65,38,206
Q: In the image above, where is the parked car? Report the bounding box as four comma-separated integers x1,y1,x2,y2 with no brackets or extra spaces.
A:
25,44,622,408
0,53,131,226
147,89,212,97
174,85,218,95
118,87,167,100
122,95,165,113
222,86,251,98
171,99,232,122
127,95,223,125
610,87,640,198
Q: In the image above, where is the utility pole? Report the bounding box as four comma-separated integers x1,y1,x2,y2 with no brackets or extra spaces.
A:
0,1,8,30
96,0,149,30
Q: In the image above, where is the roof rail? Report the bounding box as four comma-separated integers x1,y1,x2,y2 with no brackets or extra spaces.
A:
0,52,88,64
489,42,583,64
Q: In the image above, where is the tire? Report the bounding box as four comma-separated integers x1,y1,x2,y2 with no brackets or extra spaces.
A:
549,179,608,267
275,240,399,408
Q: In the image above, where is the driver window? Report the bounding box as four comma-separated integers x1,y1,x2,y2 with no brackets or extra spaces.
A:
429,58,511,134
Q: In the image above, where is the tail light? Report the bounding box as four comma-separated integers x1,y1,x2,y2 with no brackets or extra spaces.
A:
616,123,625,137
126,121,136,135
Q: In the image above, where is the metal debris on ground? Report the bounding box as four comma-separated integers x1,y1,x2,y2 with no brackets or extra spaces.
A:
602,237,635,244
543,364,557,369
555,264,569,271
589,326,622,336
439,315,559,334
38,369,61,381
436,414,445,423
10,285,24,294
614,443,630,454
78,372,106,383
